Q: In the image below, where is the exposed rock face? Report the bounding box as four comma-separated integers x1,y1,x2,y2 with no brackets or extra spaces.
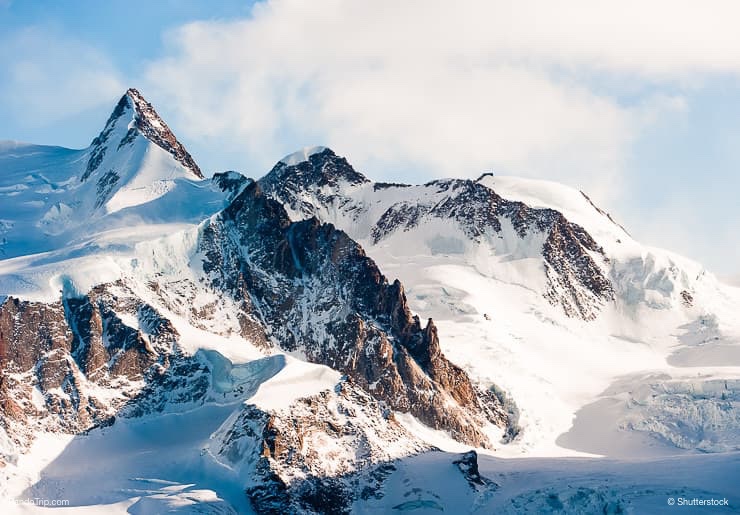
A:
259,148,370,223
372,181,616,319
453,450,498,492
213,380,430,515
258,148,369,225
125,88,204,178
0,298,72,372
261,148,368,195
200,182,506,447
541,213,614,320
212,171,254,201
94,170,120,209
0,283,187,450
259,151,615,320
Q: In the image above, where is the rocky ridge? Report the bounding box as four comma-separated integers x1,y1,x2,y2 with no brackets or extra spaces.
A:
258,149,615,320
213,380,431,514
0,282,184,453
0,91,511,510
199,182,508,447
83,88,203,183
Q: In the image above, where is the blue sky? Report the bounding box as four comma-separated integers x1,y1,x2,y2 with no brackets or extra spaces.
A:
0,0,738,281
0,0,254,146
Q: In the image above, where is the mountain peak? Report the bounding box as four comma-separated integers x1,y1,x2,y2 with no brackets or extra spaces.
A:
123,88,204,179
279,145,330,166
260,147,369,196
125,86,146,101
122,88,169,135
83,88,203,182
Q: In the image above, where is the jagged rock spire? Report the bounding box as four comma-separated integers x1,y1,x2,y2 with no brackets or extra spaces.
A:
123,88,203,179
83,88,203,181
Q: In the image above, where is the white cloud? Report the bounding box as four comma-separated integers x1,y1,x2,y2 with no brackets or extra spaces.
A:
1,1,735,276
0,27,125,125
137,0,740,276
138,10,535,193
142,0,740,198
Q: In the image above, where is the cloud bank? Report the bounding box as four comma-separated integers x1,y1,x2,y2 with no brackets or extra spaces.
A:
1,0,738,277
140,0,740,197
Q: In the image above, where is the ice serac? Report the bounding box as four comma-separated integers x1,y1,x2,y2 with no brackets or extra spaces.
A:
199,182,507,448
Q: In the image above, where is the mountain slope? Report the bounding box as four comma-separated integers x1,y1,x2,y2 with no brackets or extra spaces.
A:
199,182,508,447
258,147,740,456
0,89,221,263
259,148,615,320
0,92,514,513
1,92,739,514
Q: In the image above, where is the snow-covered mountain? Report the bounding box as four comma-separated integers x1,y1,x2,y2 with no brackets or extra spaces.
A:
1,91,739,514
0,88,231,263
258,147,740,456
259,148,616,320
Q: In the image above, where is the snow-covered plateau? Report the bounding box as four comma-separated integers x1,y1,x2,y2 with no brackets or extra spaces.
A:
0,89,738,514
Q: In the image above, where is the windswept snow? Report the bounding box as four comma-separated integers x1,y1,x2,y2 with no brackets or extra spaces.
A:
279,146,328,166
248,358,341,411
